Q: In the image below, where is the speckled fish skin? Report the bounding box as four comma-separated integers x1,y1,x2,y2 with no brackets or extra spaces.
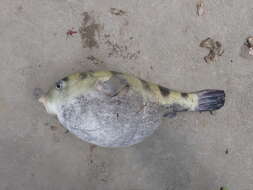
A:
39,71,225,147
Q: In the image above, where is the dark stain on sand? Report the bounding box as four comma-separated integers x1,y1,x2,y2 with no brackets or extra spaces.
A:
79,12,101,49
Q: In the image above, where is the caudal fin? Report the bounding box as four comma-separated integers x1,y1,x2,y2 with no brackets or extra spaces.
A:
195,90,225,111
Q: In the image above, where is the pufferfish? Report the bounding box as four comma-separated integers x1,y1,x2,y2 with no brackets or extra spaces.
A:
39,71,225,147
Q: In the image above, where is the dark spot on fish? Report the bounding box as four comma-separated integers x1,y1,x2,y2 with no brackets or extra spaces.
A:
61,104,76,121
163,112,177,118
110,71,121,76
62,76,69,82
181,92,188,98
80,72,87,79
225,149,229,154
159,86,170,96
140,79,151,91
72,96,88,114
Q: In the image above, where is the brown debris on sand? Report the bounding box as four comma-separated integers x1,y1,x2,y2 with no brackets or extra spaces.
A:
240,36,253,59
196,0,205,16
79,12,101,49
86,55,104,65
200,37,224,64
110,8,126,16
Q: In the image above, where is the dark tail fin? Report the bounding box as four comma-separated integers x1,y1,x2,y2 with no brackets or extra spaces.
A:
195,90,225,111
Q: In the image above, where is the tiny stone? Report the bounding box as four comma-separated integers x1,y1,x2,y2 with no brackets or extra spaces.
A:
196,1,205,16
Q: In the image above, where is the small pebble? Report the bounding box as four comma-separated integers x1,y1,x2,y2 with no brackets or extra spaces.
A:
196,0,205,16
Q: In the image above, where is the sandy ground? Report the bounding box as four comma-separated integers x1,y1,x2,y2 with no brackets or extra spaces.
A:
1,0,253,189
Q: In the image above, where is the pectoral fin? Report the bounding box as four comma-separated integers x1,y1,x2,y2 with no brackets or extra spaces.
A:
96,74,129,97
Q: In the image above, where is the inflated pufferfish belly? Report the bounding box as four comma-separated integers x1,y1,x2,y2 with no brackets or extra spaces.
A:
39,71,225,147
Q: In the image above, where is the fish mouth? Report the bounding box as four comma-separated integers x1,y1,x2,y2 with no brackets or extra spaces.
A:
38,96,57,115
38,96,46,105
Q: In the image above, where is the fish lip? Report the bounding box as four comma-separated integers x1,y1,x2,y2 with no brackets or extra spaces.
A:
38,96,48,112
38,96,46,104
38,95,58,115
38,96,53,114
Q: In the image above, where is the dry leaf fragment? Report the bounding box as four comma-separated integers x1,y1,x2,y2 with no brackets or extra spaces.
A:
200,37,224,64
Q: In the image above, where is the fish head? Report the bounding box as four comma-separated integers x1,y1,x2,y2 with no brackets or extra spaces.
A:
39,72,92,115
38,77,69,115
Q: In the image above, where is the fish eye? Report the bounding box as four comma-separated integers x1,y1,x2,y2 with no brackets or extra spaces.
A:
55,80,64,90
